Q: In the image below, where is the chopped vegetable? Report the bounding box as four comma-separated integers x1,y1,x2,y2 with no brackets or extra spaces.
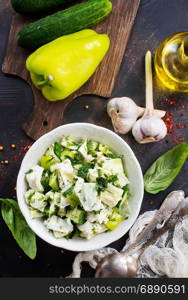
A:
40,155,56,169
66,207,86,225
105,208,124,231
25,136,130,239
49,172,59,191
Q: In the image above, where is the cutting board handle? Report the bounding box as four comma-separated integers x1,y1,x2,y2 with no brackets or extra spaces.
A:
23,85,74,140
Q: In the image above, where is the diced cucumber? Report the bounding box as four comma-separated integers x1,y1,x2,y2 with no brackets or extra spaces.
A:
40,155,56,169
118,191,130,218
87,140,99,154
30,207,43,219
105,208,124,231
25,189,35,204
57,207,66,218
48,202,57,216
67,193,80,207
99,143,113,156
61,149,76,161
45,145,60,161
66,207,86,225
49,172,59,191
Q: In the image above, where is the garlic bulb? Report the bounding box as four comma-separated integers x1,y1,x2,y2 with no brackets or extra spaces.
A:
132,51,167,144
107,97,166,134
132,115,167,143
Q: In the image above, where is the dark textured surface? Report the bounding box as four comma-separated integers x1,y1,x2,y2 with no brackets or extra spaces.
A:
0,0,188,277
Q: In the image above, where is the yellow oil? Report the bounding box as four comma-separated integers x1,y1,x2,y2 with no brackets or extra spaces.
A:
154,32,188,92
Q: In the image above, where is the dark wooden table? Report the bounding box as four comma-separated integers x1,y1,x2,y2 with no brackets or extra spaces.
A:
0,0,188,277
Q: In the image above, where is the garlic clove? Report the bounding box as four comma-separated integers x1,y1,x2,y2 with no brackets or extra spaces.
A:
107,97,138,134
132,116,167,144
110,109,134,134
107,97,138,119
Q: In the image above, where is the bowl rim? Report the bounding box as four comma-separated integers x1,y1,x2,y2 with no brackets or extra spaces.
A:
16,123,144,252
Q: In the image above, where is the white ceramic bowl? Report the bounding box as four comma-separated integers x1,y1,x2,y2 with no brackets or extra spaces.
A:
17,123,144,252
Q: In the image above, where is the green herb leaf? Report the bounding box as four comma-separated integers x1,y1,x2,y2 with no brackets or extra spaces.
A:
96,175,118,194
25,169,33,174
54,142,64,159
63,187,74,197
144,143,188,194
77,163,94,179
96,177,108,194
71,152,84,165
106,153,123,159
107,175,118,184
41,170,51,193
0,198,37,259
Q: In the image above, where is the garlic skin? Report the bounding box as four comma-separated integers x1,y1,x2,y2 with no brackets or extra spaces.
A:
107,97,140,134
132,115,167,144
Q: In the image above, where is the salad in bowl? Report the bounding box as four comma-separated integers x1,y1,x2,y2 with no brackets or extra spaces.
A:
25,136,130,240
17,123,143,252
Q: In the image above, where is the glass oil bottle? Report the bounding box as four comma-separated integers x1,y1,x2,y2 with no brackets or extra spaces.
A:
154,32,188,92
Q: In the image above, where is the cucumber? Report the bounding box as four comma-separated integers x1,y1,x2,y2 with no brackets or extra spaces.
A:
11,0,75,14
66,207,86,225
17,0,112,50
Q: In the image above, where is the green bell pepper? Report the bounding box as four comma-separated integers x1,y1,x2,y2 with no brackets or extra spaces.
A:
26,29,110,101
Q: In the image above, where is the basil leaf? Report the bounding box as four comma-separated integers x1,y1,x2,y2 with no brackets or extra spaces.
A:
0,198,37,259
144,143,188,194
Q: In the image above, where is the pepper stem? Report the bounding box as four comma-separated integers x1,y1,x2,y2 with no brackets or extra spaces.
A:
145,51,154,113
36,75,54,87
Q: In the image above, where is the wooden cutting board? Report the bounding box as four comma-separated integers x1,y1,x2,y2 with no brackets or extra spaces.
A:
2,0,140,140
